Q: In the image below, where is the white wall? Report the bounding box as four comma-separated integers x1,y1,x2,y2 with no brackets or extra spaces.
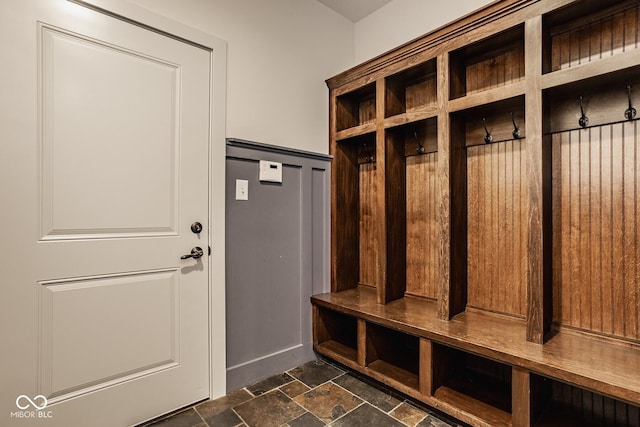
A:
354,0,494,64
130,0,496,154
131,0,354,155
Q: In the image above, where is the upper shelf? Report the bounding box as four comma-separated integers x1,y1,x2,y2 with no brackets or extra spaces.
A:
542,0,640,91
448,81,525,113
543,0,640,75
383,106,439,129
335,123,376,142
541,48,640,91
335,83,376,133
385,59,437,119
449,24,524,101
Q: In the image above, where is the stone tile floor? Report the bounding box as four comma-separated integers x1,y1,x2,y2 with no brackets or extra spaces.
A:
141,359,465,427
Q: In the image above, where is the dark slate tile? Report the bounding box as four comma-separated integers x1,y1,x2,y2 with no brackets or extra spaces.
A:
288,359,343,388
195,388,253,423
389,402,427,426
404,400,462,427
234,390,305,427
328,403,406,427
415,414,455,427
293,382,362,424
202,408,242,427
286,411,325,427
280,380,311,398
247,372,294,396
147,408,204,427
333,374,402,412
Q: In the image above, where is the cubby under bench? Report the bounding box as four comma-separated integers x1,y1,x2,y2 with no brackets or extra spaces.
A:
312,288,640,427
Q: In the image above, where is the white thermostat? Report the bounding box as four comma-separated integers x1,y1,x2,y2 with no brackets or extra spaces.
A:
259,160,283,183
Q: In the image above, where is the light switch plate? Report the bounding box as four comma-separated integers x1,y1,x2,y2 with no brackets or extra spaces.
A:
259,160,282,183
235,179,248,200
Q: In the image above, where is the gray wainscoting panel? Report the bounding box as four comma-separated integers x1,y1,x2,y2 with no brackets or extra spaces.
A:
225,139,331,392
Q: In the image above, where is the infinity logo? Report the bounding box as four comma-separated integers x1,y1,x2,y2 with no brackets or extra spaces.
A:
16,395,48,411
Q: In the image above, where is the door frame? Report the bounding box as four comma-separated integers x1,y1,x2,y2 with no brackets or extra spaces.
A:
73,0,228,400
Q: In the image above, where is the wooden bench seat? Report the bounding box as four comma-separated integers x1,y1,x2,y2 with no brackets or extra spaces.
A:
312,287,640,406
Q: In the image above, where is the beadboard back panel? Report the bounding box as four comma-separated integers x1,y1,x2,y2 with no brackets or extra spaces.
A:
467,139,528,317
406,152,439,299
359,163,378,288
552,122,640,341
549,2,640,73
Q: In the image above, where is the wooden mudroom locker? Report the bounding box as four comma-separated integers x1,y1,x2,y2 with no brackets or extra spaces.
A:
312,0,640,425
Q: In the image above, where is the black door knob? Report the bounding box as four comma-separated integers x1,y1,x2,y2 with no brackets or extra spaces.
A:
181,247,204,260
190,222,203,234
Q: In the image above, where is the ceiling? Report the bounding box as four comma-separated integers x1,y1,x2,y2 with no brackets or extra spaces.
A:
317,0,392,22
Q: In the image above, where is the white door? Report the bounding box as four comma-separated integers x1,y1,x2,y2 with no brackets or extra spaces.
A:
0,1,211,425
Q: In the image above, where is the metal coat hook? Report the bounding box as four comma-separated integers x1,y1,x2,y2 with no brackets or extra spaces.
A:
483,118,493,144
415,131,425,154
578,96,589,128
362,141,374,163
511,112,521,139
625,85,636,120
